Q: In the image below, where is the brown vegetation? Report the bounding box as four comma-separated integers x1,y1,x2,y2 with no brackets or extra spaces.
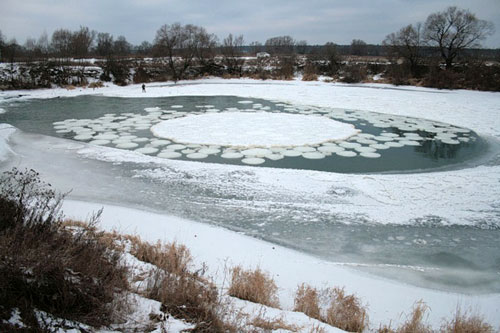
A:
228,266,280,308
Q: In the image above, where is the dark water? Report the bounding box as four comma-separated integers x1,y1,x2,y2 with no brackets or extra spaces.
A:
0,95,488,173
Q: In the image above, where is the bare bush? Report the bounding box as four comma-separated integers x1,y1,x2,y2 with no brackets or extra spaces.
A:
324,287,367,332
441,307,493,333
396,301,432,333
228,266,280,308
294,283,321,319
0,168,129,329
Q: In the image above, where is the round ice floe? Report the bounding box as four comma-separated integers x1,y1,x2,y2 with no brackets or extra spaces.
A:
181,149,197,154
132,137,149,143
380,133,399,137
302,152,325,159
241,157,265,165
120,135,137,140
198,147,220,155
150,139,171,147
221,152,244,159
385,141,405,148
293,146,316,153
336,150,357,157
373,136,395,142
360,152,381,158
166,144,186,150
135,147,159,155
356,138,378,145
116,142,139,149
355,146,377,153
144,107,161,112
186,153,208,159
265,154,284,161
94,133,119,140
339,142,361,149
282,150,302,157
238,100,254,104
56,129,72,134
171,105,183,108
89,140,110,145
318,145,345,153
399,140,420,146
150,112,358,147
370,143,390,150
440,138,461,145
241,148,273,156
157,151,182,159
74,134,93,141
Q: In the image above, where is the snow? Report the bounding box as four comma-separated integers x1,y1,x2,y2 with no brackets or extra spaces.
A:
63,200,500,330
1,78,500,330
0,123,16,163
150,112,359,147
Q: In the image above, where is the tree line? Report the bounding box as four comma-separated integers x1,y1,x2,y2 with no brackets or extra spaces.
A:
0,6,498,90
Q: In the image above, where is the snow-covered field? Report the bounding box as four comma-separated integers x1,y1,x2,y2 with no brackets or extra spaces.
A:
1,78,500,330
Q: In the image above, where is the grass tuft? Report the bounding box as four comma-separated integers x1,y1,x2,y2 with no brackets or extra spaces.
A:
228,265,280,308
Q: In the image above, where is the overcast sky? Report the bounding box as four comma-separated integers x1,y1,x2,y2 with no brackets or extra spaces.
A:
1,0,499,48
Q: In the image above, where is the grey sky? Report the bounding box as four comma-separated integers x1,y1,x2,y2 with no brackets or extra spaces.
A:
1,0,499,48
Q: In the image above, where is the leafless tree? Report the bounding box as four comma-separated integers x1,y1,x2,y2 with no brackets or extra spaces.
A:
154,23,205,81
350,39,367,56
71,26,96,58
423,6,494,68
295,40,308,54
96,33,114,57
221,33,245,76
265,35,295,55
113,35,131,56
383,23,422,74
51,29,73,59
249,41,263,55
321,42,342,76
193,27,218,71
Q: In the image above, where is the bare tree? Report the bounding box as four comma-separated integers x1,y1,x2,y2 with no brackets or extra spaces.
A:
350,39,367,56
423,6,494,68
51,29,73,59
71,26,96,58
295,40,308,54
154,23,202,81
113,35,131,56
221,33,245,76
265,35,295,55
193,27,218,72
383,23,422,74
249,41,263,55
321,42,342,76
96,33,114,57
136,41,153,56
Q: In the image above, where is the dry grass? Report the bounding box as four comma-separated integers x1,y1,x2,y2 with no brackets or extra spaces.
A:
395,301,432,333
0,169,130,329
228,266,280,308
294,283,321,319
249,311,299,332
324,287,367,332
441,308,494,333
294,284,367,332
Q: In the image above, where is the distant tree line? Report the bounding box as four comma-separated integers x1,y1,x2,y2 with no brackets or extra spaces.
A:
0,6,498,90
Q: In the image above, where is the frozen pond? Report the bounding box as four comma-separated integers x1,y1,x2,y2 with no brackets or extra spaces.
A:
0,95,487,173
1,93,499,295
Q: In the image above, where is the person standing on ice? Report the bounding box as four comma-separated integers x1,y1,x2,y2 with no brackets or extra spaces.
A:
142,84,146,93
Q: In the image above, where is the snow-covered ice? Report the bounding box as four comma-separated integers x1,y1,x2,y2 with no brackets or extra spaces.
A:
151,112,359,147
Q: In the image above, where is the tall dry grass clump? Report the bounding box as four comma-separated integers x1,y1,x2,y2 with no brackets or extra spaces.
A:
294,283,321,319
0,168,129,330
324,287,367,332
441,307,493,333
228,266,280,308
389,301,432,333
129,236,228,332
294,284,367,332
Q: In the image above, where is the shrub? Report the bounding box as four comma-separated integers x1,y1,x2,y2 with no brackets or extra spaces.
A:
294,283,321,319
228,266,280,308
396,301,432,333
441,307,493,333
294,284,367,332
341,65,367,83
129,236,227,332
0,168,129,329
324,287,367,332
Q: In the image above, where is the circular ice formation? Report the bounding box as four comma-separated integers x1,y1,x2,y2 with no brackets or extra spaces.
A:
151,112,359,148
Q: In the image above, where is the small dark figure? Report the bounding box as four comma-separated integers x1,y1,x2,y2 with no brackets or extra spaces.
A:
142,84,146,93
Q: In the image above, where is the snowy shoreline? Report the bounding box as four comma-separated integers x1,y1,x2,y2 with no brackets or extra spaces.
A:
1,78,500,329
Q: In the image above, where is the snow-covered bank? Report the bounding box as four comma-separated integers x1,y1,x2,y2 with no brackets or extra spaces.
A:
0,123,15,162
63,200,500,330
